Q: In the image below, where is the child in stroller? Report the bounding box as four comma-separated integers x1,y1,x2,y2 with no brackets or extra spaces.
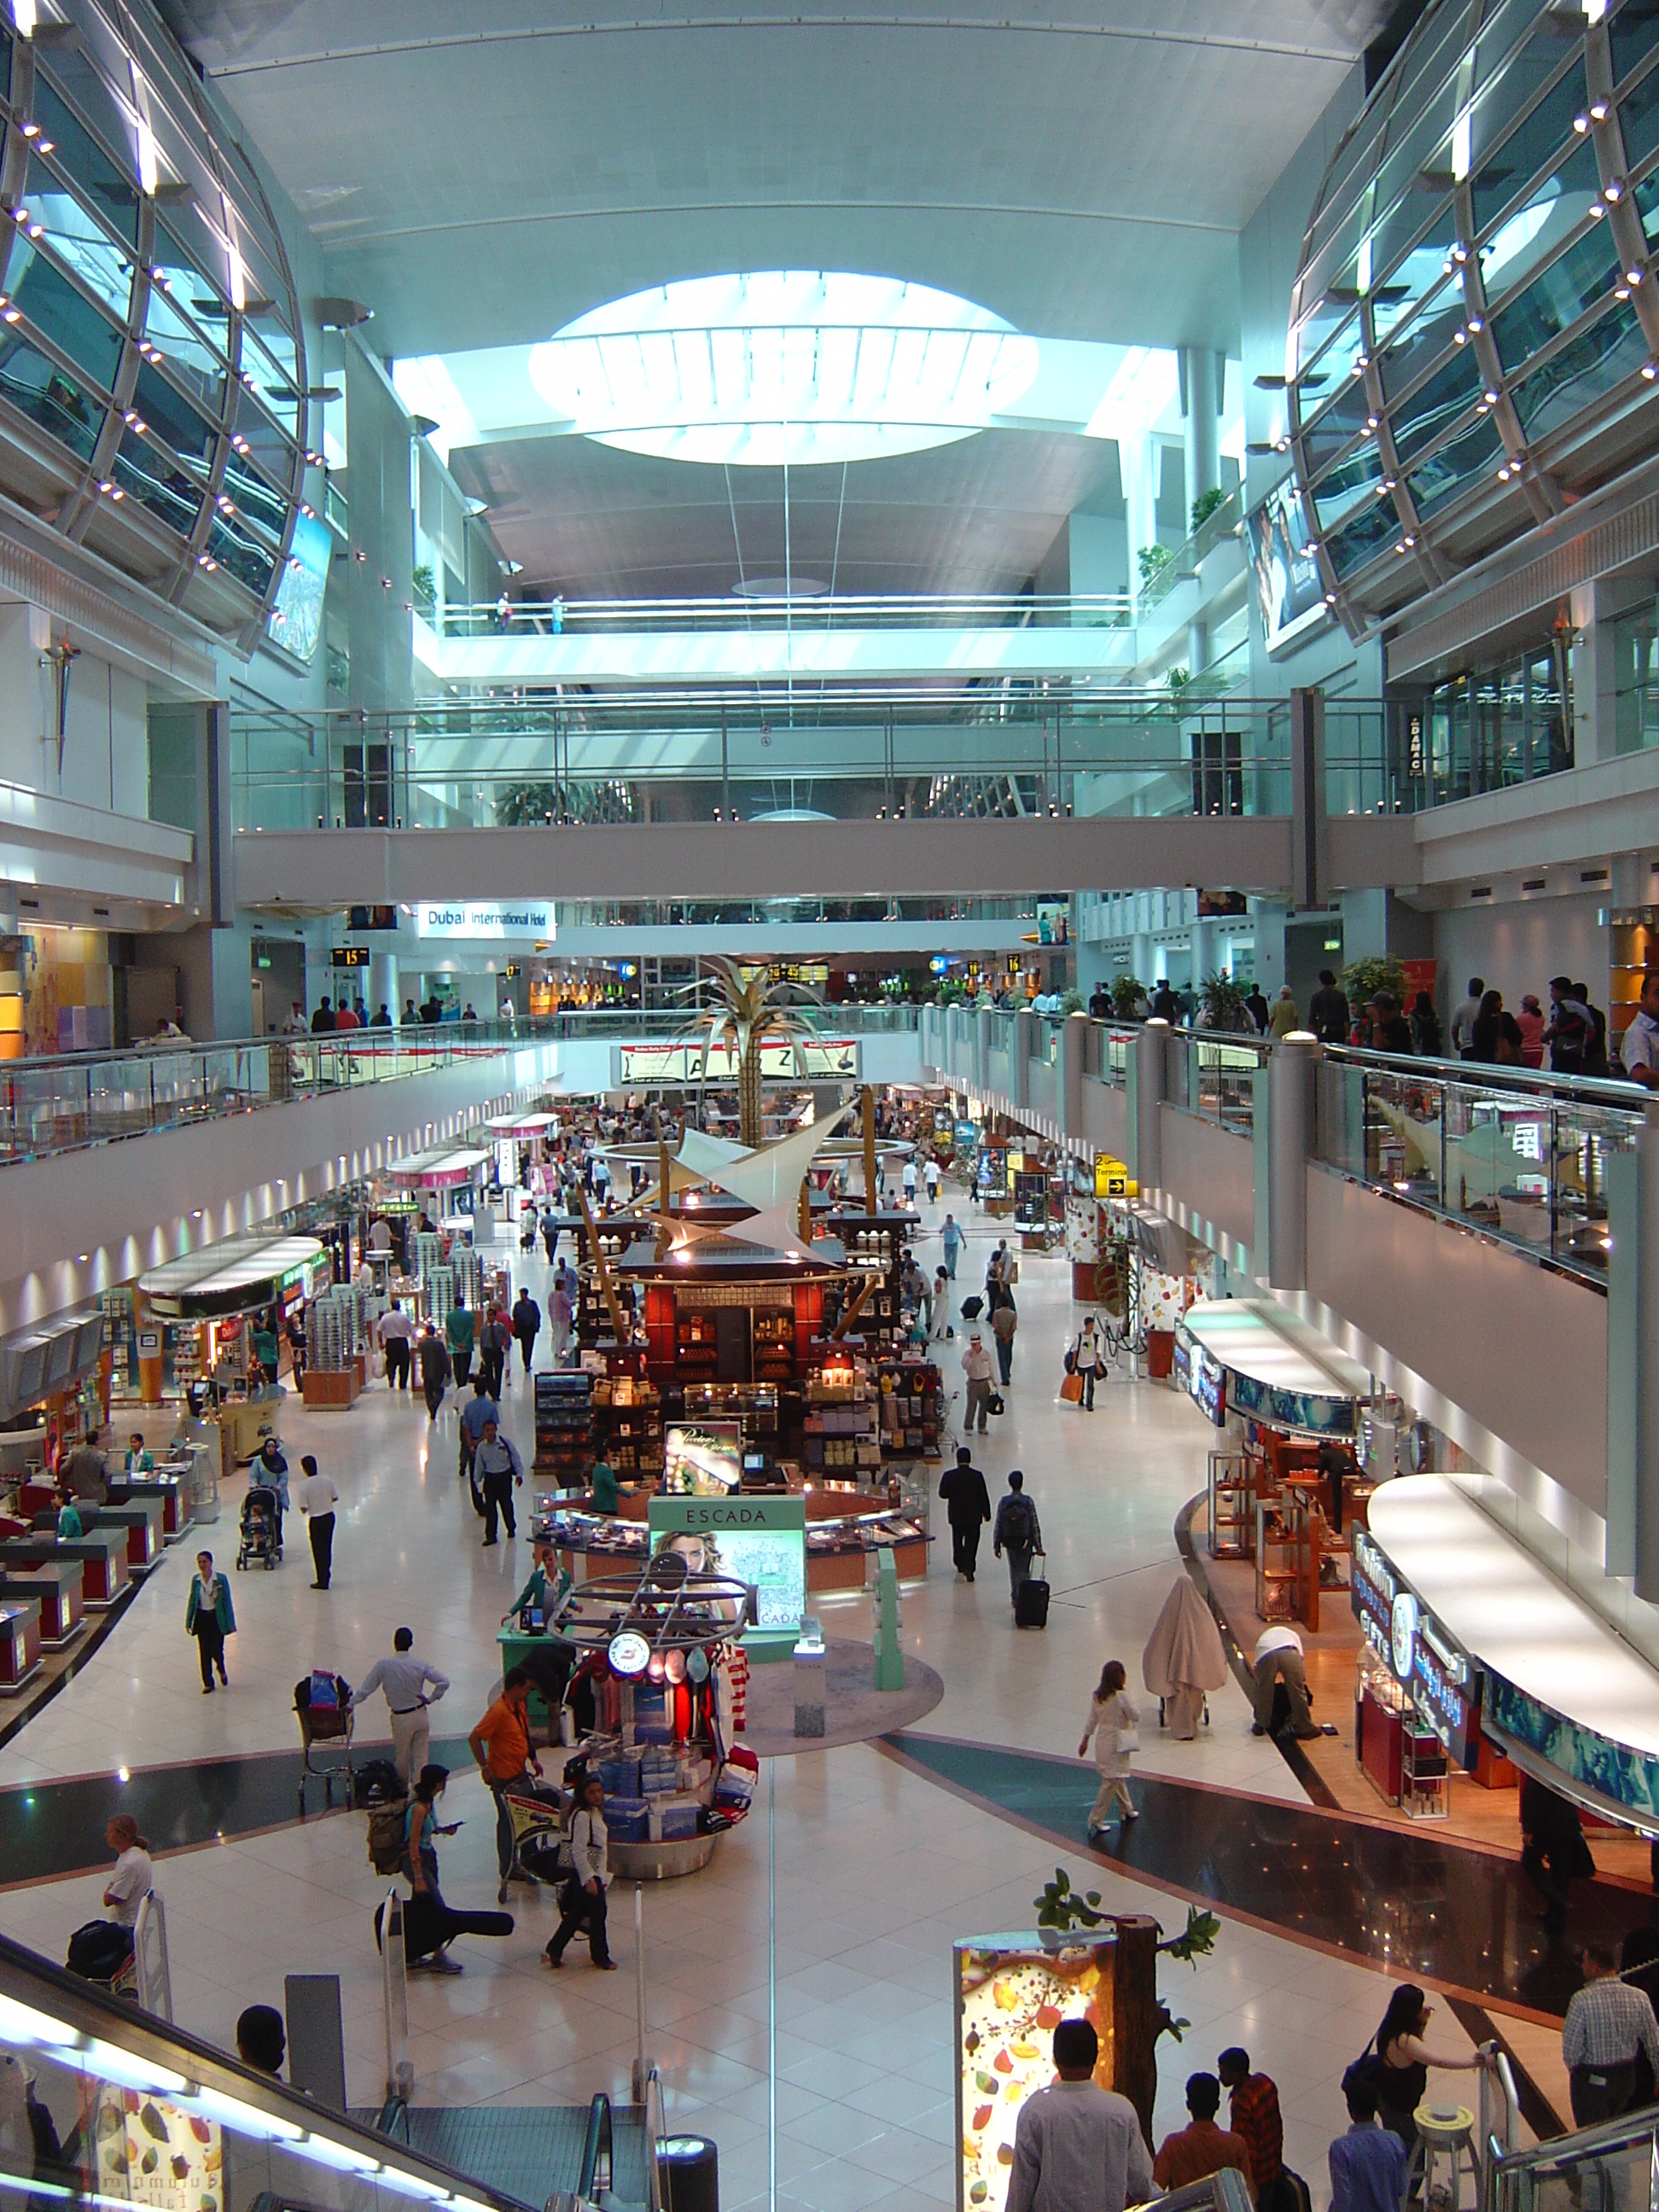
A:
237,1483,282,1569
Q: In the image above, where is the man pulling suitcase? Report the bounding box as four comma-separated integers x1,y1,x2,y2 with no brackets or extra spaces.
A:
992,1470,1045,1620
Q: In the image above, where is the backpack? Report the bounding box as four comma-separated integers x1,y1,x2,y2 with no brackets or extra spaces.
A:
1001,1492,1036,1548
67,1921,132,1982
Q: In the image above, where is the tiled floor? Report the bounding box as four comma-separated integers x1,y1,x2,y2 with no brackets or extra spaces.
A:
0,1208,1526,2209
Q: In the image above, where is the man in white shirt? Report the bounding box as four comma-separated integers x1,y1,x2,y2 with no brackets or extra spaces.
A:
1450,976,1485,1058
376,1298,416,1391
1621,969,1659,1088
1007,2018,1153,2212
294,1453,339,1588
354,1627,450,1784
1252,1623,1318,1739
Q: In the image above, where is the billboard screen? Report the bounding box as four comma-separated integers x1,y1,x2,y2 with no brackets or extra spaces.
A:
1245,476,1328,656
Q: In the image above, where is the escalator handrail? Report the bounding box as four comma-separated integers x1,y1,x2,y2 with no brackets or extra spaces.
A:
0,1930,530,2210
578,2093,613,2201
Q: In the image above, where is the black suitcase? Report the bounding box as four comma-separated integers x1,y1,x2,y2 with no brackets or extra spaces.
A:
353,1758,402,1808
1014,1554,1050,1629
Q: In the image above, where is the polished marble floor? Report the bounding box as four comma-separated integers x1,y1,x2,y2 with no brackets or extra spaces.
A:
0,1207,1557,2209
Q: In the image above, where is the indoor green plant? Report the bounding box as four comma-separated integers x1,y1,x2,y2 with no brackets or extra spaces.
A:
1342,953,1409,1008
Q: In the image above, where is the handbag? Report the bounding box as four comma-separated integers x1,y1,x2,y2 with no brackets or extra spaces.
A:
1060,1372,1084,1404
1114,1720,1141,1753
1063,1347,1076,1374
987,1391,1005,1417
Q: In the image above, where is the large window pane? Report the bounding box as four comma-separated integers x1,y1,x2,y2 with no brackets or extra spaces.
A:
1368,194,1460,329
1298,371,1371,474
1479,144,1603,310
143,271,228,416
133,358,216,468
1616,55,1659,172
1378,276,1464,400
1326,497,1400,577
1310,437,1386,530
224,445,288,538
1511,297,1646,439
1292,289,1361,385
1489,220,1620,367
32,64,137,244
231,386,297,490
207,508,276,597
1469,28,1583,201
1406,408,1505,515
1610,0,1659,96
1390,341,1483,463
7,238,120,389
25,157,133,323
1474,125,1598,247
0,329,98,457
112,428,201,540
239,321,297,430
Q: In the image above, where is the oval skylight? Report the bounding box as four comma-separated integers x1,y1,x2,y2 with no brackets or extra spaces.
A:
527,271,1040,467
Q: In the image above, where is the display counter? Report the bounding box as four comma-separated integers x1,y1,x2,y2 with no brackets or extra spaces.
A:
0,1563,80,1645
536,1493,928,1598
301,1367,361,1412
0,1598,39,1690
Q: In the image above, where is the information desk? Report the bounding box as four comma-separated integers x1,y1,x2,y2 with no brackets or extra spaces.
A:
107,1471,189,1541
71,1499,164,1574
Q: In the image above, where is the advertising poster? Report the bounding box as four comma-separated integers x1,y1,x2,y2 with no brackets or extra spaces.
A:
1245,477,1328,655
94,2091,224,2211
663,1421,742,1494
649,1494,806,1652
954,1938,1118,2212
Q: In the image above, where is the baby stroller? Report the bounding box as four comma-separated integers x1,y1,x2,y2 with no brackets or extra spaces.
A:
236,1483,282,1570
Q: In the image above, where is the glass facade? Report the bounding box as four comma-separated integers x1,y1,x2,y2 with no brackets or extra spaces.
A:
0,0,308,643
1289,0,1659,632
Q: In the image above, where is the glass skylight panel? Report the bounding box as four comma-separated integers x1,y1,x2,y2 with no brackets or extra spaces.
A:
527,270,1039,464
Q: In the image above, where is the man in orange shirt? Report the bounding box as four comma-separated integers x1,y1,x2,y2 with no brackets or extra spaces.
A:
469,1669,542,1887
1154,2073,1254,2198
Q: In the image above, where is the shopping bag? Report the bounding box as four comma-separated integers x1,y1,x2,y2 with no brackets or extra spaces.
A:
1060,1371,1084,1404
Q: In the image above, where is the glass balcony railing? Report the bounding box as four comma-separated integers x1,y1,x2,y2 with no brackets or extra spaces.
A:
1314,1047,1641,1285
424,591,1137,637
0,1008,920,1168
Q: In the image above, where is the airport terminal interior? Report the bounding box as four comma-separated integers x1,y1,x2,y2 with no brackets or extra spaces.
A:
9,3,1659,2210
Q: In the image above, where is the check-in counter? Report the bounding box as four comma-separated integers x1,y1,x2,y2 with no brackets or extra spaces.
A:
0,1599,41,1690
0,1563,81,1645
71,1500,164,1573
107,1470,189,1540
0,1534,128,1606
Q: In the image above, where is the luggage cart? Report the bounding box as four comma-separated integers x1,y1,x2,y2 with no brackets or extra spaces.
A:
495,1777,569,1904
294,1672,355,1811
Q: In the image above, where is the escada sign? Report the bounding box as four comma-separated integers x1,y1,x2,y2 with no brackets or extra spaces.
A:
416,902,555,940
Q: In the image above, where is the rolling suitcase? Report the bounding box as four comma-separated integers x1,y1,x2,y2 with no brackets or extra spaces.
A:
1014,1551,1050,1629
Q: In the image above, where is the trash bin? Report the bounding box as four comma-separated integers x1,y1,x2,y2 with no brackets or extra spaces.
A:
794,1623,825,1738
659,2133,719,2212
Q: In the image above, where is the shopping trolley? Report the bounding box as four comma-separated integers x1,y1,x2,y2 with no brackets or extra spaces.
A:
294,1671,356,1811
494,1778,569,1904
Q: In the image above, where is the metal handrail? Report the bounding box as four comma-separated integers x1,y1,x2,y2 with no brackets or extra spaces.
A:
578,2093,613,2202
1485,2107,1659,2212
381,1886,410,2103
1328,1041,1651,1109
643,2069,666,2212
428,591,1138,636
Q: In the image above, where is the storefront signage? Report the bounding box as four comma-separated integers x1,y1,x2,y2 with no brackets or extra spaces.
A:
1482,1671,1659,1823
1228,1368,1356,1437
416,902,556,941
1353,1530,1480,1767
649,1493,806,1646
1190,1342,1226,1426
329,946,370,968
617,1039,859,1083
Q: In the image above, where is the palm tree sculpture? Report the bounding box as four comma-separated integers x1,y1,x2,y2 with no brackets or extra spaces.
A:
677,958,824,1149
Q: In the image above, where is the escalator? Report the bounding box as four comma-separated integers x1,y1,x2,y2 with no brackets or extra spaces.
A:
0,1930,651,2212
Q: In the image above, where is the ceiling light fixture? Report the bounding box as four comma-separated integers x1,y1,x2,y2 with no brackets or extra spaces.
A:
527,270,1042,467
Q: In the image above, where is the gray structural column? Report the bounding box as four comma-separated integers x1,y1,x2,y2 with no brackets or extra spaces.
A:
370,952,398,1022
1061,1011,1086,1145
1261,1033,1318,1290
1180,345,1222,678
1289,688,1329,913
974,1004,988,1095
1605,1105,1659,1596
1129,1018,1169,1194
1014,1009,1034,1109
